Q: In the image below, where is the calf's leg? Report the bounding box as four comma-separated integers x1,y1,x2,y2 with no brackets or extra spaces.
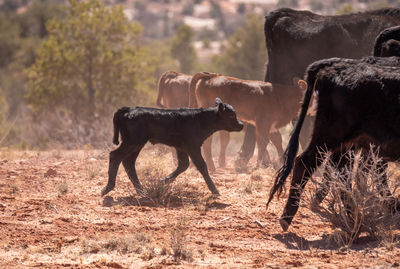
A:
102,143,136,196
202,136,216,172
161,149,190,184
188,147,220,195
269,131,283,167
235,124,256,171
255,124,271,167
122,144,146,196
218,131,230,168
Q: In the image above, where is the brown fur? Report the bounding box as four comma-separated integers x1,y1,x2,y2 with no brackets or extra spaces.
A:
189,72,307,169
156,71,191,108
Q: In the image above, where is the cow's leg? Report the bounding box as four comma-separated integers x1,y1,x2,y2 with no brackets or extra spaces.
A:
313,148,349,205
373,159,399,213
122,144,146,196
279,145,324,231
161,149,190,184
188,147,219,195
280,136,347,231
202,135,216,172
102,143,136,196
218,131,230,168
235,124,256,171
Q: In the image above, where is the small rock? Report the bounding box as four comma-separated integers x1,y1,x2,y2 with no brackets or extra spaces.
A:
44,168,57,177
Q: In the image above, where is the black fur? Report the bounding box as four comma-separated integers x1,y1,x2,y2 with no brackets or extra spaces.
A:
237,8,400,169
268,56,400,231
373,25,400,57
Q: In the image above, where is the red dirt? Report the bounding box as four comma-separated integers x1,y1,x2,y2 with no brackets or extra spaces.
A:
0,147,399,268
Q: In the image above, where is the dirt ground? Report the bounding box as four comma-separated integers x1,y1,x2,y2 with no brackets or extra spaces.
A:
1,146,400,268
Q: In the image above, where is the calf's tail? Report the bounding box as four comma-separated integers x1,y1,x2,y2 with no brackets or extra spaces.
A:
189,72,213,108
112,107,129,145
266,76,315,208
156,71,177,108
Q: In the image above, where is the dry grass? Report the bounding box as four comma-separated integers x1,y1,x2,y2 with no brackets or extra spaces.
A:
81,233,156,260
304,146,400,246
169,214,193,263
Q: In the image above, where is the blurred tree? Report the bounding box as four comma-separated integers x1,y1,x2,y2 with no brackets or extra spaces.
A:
182,0,194,16
336,4,354,14
0,12,21,68
26,0,153,120
277,0,298,8
210,1,225,31
310,0,324,11
17,1,65,38
214,14,267,81
170,24,197,73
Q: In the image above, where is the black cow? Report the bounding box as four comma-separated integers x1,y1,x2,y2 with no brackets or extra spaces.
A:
373,25,400,57
236,8,400,169
267,56,400,232
101,98,243,197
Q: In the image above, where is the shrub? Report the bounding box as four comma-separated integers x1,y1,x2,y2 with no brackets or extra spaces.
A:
304,146,400,246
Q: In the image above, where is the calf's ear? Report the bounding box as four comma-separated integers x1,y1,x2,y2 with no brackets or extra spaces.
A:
298,80,307,92
215,97,222,106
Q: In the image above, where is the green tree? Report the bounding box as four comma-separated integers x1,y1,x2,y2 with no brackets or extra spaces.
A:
26,0,151,119
214,14,267,81
170,24,197,73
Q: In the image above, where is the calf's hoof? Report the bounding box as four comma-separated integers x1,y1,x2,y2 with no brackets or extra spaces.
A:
218,158,226,168
101,186,114,196
234,158,248,173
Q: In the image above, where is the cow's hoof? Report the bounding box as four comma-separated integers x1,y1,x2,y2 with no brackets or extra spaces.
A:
279,218,290,232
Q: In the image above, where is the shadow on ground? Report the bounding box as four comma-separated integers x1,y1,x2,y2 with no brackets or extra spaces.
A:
272,232,390,251
102,195,231,210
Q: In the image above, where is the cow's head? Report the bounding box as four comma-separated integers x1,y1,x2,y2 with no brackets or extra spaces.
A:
215,98,244,132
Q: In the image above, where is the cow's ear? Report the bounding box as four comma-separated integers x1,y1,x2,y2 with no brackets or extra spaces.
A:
215,97,222,106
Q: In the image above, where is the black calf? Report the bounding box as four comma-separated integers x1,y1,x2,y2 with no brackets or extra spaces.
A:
102,98,243,196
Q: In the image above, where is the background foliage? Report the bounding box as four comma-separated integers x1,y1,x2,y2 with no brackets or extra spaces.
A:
1,0,388,149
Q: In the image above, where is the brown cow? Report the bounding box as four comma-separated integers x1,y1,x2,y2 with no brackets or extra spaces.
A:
189,72,307,170
156,71,191,108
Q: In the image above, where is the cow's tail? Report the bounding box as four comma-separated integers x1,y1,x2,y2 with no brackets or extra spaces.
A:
112,107,129,145
189,72,212,108
373,26,400,56
156,71,177,108
264,10,286,82
266,75,315,208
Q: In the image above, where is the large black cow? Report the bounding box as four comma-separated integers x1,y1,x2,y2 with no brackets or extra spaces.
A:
267,56,400,232
101,98,243,197
373,25,400,57
236,8,400,169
